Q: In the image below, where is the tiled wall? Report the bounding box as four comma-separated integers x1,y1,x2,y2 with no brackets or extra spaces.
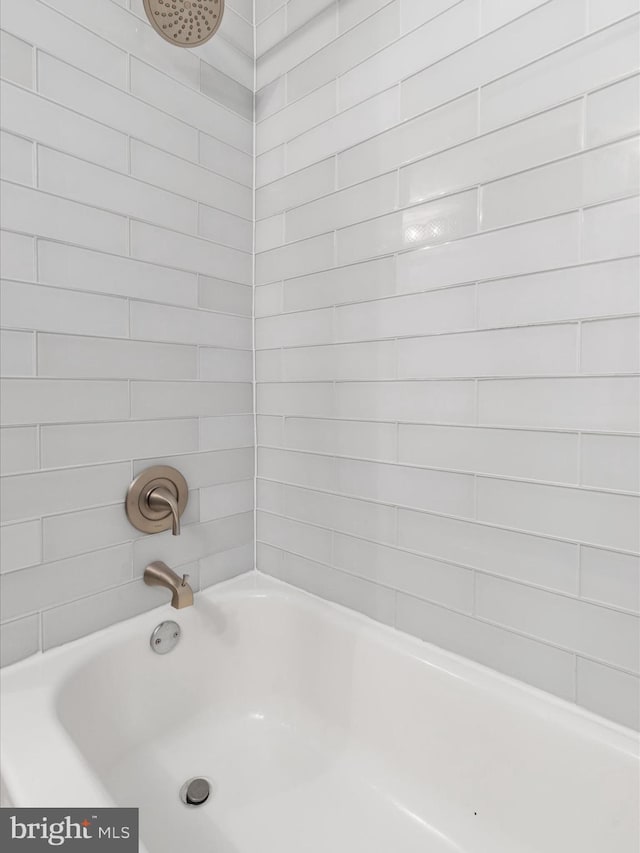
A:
0,0,255,664
254,0,640,729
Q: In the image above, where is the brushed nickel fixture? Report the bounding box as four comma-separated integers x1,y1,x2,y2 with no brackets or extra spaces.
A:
126,465,188,536
180,777,212,806
149,620,181,654
144,561,194,609
143,0,224,47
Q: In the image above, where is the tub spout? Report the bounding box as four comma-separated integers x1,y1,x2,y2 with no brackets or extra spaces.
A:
144,561,194,609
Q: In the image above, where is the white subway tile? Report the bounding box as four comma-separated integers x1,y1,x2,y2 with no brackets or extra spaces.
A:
256,5,286,54
256,145,286,187
477,259,640,327
337,457,476,517
0,330,34,377
585,75,640,146
0,81,128,173
42,504,139,565
256,307,333,348
283,257,396,311
288,3,400,102
582,196,640,262
476,573,640,673
259,446,339,490
0,231,34,282
259,479,397,542
576,658,640,730
0,379,129,426
399,507,579,593
335,380,475,423
581,434,640,493
399,425,579,483
256,77,286,123
480,0,548,32
38,54,198,162
284,417,397,459
0,462,130,524
339,0,391,32
258,381,335,417
0,427,38,475
287,87,400,174
336,286,475,341
282,341,397,382
402,0,584,119
0,181,128,254
0,31,32,88
286,172,398,243
0,545,132,622
37,334,197,381
130,301,252,350
41,419,199,469
38,147,197,234
477,477,640,551
133,448,253,489
200,543,254,589
37,241,198,308
0,131,32,185
396,213,581,294
199,204,253,252
581,546,640,613
338,188,478,264
257,158,336,219
199,131,253,188
130,59,252,154
257,82,336,154
131,381,252,419
2,0,127,88
395,591,576,699
581,316,640,374
398,324,578,378
334,532,474,611
400,0,462,32
265,547,396,625
0,615,40,667
201,481,254,521
256,233,334,284
200,63,253,120
200,415,255,450
258,511,333,563
255,214,284,252
130,221,252,284
198,277,252,316
257,4,336,89
40,577,168,651
133,512,253,574
199,348,253,381
478,377,639,432
340,0,479,110
400,101,582,206
339,92,478,188
480,16,640,132
1,282,128,339
588,0,640,29
0,520,41,574
482,139,640,230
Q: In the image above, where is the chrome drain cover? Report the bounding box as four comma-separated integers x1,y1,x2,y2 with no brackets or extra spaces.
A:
180,777,211,806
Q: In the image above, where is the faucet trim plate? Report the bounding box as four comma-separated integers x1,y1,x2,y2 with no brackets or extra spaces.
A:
126,465,188,536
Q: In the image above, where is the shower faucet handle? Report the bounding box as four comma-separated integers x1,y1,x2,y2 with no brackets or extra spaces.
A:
125,466,189,537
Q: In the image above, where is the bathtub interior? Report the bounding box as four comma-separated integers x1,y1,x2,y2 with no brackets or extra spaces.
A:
48,579,639,853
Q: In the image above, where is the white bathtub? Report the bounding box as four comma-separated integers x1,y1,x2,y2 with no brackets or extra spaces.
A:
1,573,638,853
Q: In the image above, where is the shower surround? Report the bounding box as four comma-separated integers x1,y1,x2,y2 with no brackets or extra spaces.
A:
1,0,639,731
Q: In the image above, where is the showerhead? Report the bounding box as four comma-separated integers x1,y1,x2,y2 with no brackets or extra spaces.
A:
142,0,225,47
